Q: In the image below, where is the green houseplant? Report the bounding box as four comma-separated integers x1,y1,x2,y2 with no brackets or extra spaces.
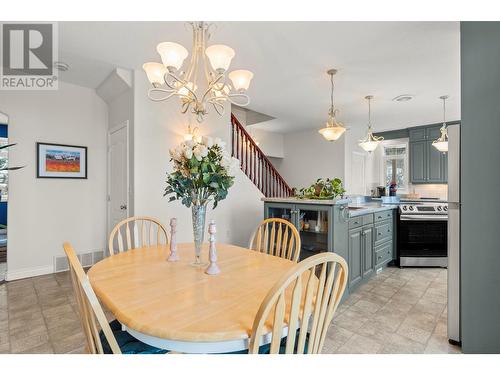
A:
296,178,346,200
164,136,239,265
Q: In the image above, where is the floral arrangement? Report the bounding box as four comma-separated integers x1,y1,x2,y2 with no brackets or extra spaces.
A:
295,178,346,200
165,136,240,209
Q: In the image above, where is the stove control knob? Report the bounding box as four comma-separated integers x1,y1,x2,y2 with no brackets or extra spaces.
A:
443,206,448,211
409,206,414,211
437,206,442,211
402,205,407,211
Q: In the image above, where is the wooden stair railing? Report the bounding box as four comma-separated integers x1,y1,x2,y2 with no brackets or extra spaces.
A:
231,113,293,198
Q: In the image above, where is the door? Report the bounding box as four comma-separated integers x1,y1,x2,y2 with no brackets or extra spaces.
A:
362,226,374,278
348,227,363,288
108,123,129,240
410,140,427,183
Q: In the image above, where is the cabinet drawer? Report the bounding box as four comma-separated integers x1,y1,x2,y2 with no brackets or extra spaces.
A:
375,241,393,267
349,214,373,229
374,220,393,245
374,210,393,223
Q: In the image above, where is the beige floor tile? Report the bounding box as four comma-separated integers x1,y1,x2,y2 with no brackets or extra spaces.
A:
410,300,446,318
10,332,50,353
45,311,80,330
334,309,371,332
371,284,399,299
42,303,74,318
52,331,86,354
397,322,433,344
325,323,355,351
424,335,462,354
18,342,54,354
379,333,426,354
350,299,382,314
336,333,383,354
48,320,83,343
0,342,10,353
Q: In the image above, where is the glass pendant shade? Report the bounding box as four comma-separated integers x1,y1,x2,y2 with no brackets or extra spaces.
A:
205,44,235,72
432,125,449,152
142,62,167,86
432,96,450,153
156,42,189,71
319,117,346,141
359,138,381,152
359,96,383,152
228,70,254,91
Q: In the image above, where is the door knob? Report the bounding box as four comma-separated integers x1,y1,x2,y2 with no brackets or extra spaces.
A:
120,204,127,210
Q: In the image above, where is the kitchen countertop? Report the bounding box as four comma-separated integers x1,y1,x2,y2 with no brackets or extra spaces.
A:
348,203,398,218
261,197,350,206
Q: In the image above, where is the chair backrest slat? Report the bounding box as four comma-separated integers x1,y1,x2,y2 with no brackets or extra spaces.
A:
63,242,121,354
108,216,168,256
249,218,301,262
248,252,348,354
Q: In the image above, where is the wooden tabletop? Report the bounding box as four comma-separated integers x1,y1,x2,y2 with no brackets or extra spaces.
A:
88,243,297,343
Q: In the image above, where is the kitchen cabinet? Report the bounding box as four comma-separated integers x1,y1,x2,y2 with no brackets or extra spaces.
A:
348,227,363,288
409,125,448,184
264,200,349,263
348,214,375,289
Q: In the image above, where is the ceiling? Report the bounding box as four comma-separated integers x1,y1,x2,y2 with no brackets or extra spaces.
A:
58,21,460,133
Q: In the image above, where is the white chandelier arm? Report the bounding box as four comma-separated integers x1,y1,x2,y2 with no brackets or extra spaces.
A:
208,99,225,116
147,87,179,102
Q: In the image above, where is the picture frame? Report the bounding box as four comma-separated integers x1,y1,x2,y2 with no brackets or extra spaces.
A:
36,142,87,179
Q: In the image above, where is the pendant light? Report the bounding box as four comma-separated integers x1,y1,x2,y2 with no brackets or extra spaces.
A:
318,69,346,141
359,95,383,152
432,95,449,152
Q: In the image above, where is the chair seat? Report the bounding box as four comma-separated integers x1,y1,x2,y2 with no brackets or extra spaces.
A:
100,320,168,354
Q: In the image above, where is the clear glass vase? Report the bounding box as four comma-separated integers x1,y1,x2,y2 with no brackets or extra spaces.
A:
191,203,208,266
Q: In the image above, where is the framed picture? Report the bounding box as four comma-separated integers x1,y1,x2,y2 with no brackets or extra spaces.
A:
36,142,87,179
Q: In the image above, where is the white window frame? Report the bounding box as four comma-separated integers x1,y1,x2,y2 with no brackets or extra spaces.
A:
379,139,409,193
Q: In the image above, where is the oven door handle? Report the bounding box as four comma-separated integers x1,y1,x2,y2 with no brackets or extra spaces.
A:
400,215,448,221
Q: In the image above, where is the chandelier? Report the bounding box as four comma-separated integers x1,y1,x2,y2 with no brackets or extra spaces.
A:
432,95,449,152
319,69,347,141
359,95,384,153
142,22,254,123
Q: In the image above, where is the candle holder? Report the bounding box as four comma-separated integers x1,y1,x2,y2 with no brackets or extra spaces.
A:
205,220,220,275
167,218,179,262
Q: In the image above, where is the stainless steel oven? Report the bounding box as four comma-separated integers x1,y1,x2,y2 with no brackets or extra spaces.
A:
397,203,448,267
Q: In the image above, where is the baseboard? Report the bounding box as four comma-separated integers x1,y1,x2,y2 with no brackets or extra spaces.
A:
5,265,54,281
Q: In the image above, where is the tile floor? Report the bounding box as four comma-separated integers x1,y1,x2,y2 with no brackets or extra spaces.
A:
0,266,462,354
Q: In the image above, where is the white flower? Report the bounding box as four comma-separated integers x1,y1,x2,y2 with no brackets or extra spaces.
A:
184,139,196,149
184,147,193,159
193,144,208,161
202,136,214,148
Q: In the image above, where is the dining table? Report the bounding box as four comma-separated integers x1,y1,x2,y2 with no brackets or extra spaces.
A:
87,242,298,353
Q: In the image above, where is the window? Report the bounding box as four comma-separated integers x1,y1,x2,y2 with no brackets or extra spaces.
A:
381,141,408,192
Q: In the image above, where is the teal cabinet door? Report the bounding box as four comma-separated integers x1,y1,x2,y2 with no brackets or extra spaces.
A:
362,226,374,278
348,227,363,289
427,140,445,182
410,140,427,183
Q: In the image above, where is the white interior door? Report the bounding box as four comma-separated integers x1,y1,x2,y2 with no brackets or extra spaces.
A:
108,122,129,239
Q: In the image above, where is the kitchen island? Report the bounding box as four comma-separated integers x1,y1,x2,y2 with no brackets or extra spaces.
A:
262,197,398,294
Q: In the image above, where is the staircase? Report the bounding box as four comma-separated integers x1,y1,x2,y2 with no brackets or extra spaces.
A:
231,113,293,198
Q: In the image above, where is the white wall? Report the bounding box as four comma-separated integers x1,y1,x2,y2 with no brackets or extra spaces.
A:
0,82,108,280
247,127,284,158
0,112,8,124
133,71,263,247
276,129,345,190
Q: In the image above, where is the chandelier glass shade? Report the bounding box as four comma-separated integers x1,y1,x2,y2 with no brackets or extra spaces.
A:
319,69,347,141
432,95,449,152
143,22,254,123
359,95,383,153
